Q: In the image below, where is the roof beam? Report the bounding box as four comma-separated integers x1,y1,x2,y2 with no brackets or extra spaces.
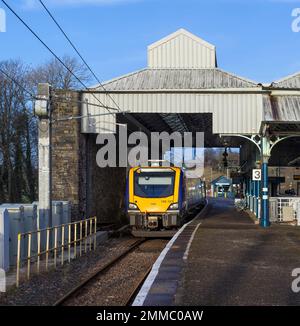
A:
84,88,267,95
120,113,152,137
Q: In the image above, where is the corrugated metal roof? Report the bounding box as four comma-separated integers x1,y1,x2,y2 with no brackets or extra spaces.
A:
82,29,300,136
272,72,300,89
160,113,189,133
92,68,258,91
263,95,300,121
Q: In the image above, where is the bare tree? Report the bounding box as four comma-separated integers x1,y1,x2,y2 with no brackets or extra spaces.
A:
30,55,91,90
0,59,37,203
0,55,93,203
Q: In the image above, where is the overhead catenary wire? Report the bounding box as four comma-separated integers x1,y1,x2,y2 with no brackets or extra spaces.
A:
53,111,129,122
0,67,118,129
1,0,146,134
0,67,179,135
38,0,123,113
0,71,107,115
1,0,119,118
51,97,123,129
52,96,120,111
48,97,135,130
0,69,124,129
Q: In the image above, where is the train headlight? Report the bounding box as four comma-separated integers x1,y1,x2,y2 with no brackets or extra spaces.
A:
169,203,179,210
129,203,139,210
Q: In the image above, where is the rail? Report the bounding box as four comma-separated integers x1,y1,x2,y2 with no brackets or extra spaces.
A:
16,216,97,287
53,238,146,306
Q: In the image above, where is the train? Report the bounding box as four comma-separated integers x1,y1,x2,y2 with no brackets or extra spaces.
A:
125,165,206,237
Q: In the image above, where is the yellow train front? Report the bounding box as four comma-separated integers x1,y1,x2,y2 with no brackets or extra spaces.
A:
125,166,206,237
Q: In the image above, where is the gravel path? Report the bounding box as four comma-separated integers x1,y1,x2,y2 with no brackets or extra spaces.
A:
0,236,148,306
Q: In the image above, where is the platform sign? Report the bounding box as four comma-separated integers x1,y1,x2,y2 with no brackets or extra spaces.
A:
252,169,261,181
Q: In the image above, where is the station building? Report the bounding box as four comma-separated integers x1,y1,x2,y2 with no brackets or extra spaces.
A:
51,29,300,227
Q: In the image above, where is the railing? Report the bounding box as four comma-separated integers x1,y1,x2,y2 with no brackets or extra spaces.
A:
246,195,260,218
16,216,97,287
270,197,300,222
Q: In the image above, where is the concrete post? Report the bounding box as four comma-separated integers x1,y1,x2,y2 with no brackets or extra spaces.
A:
36,84,52,230
297,202,300,227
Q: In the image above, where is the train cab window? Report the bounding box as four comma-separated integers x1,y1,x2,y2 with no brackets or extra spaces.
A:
134,171,175,198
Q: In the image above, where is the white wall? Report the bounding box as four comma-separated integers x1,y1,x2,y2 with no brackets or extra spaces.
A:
0,208,9,272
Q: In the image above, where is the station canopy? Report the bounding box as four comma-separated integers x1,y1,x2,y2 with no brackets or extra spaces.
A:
81,29,300,147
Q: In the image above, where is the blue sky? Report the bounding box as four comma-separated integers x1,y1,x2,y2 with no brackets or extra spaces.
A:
0,0,300,84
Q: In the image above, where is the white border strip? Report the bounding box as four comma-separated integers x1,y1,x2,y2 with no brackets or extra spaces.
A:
132,219,193,306
183,222,201,260
132,199,208,306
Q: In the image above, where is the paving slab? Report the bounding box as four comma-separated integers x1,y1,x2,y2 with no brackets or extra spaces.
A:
176,199,300,306
140,198,300,306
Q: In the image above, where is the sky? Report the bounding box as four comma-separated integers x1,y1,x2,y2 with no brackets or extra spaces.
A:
0,0,300,85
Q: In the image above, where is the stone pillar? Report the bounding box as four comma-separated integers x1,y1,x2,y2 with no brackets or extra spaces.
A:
51,92,127,224
51,90,87,221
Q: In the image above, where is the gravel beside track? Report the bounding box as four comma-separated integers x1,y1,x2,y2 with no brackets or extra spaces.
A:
0,237,163,306
62,239,167,306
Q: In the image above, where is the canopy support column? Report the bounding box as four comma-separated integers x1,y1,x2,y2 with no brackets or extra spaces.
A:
260,135,271,228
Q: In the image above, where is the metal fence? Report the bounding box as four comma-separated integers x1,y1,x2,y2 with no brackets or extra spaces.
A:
246,195,260,218
16,216,97,287
270,197,300,222
245,195,300,223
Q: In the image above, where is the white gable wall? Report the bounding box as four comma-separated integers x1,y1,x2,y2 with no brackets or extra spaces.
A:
148,29,216,69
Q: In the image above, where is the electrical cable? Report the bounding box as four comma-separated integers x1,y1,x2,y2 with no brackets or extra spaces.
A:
1,0,119,118
38,0,123,113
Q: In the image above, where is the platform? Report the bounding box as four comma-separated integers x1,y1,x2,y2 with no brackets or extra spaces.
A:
133,198,300,306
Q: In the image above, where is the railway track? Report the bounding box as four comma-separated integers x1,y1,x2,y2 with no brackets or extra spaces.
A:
53,238,166,306
124,265,152,306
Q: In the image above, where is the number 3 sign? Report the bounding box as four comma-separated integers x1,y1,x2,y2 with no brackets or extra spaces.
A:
252,169,261,181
